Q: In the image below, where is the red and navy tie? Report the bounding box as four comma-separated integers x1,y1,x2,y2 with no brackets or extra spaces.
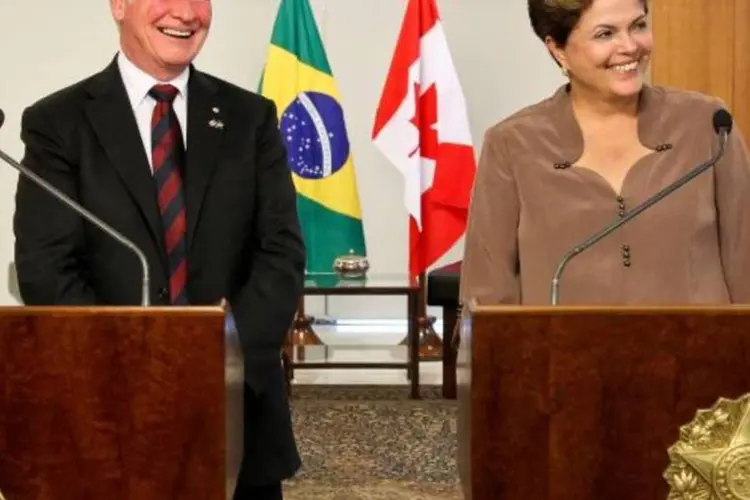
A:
149,84,188,305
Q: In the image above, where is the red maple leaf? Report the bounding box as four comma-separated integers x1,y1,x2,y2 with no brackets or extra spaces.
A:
408,82,439,160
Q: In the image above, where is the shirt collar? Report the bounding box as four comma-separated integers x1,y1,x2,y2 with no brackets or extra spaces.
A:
549,83,667,165
116,51,190,108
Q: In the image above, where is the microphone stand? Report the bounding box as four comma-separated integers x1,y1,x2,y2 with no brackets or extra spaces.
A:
550,131,728,305
0,149,151,306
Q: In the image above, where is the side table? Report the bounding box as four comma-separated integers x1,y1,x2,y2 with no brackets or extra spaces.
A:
283,273,422,399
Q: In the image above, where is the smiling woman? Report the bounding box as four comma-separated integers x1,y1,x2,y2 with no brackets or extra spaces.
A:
528,0,651,101
457,0,750,309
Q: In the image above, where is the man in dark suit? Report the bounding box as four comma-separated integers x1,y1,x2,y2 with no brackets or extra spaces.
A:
12,1,304,499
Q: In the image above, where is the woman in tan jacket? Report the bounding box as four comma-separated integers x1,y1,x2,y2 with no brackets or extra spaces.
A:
459,0,750,306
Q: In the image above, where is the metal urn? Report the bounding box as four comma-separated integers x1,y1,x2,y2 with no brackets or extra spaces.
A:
333,250,369,279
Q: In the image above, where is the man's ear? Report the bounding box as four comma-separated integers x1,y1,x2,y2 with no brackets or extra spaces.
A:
111,0,127,22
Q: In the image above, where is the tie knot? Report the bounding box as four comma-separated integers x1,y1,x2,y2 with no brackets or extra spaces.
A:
149,84,179,103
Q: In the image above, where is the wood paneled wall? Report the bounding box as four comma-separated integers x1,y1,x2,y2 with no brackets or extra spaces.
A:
733,0,750,138
650,0,750,138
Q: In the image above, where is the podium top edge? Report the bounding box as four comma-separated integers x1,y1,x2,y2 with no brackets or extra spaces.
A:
471,304,750,315
0,305,226,316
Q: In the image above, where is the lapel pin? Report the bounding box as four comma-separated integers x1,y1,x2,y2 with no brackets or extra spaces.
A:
209,119,224,129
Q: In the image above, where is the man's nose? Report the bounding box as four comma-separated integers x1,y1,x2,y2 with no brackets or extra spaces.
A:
167,0,201,22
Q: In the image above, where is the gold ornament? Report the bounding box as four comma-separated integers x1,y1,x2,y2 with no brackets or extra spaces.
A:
665,393,750,499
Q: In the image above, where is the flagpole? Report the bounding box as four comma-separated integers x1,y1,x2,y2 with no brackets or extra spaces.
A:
400,271,442,360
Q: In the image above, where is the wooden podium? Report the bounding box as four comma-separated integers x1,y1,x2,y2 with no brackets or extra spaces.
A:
458,305,750,500
0,306,243,500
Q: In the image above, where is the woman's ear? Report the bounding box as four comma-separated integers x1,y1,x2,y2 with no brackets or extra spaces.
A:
544,36,568,73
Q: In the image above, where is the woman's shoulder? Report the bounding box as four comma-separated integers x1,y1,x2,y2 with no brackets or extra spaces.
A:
483,89,564,145
645,85,728,123
487,85,728,134
642,85,734,147
648,85,725,107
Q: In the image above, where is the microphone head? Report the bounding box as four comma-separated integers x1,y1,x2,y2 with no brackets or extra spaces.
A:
0,109,4,130
713,108,733,135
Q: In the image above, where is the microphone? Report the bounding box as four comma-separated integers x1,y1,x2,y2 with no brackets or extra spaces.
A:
0,109,151,306
550,109,733,305
713,108,733,135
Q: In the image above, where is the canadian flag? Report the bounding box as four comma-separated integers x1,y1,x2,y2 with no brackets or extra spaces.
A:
372,0,477,280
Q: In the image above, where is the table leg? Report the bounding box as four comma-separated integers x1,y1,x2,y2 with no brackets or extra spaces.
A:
442,306,457,399
408,291,420,399
282,350,292,397
283,328,294,386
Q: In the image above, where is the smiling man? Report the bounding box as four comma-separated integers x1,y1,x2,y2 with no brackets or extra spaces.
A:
12,0,305,499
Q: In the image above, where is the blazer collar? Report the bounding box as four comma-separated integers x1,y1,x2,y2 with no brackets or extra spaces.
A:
550,83,670,165
116,51,190,112
83,57,223,264
85,56,207,98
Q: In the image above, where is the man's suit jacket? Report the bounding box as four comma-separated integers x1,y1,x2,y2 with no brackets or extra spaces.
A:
13,58,306,485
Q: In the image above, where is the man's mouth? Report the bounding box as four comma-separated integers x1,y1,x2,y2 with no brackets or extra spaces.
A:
158,27,195,39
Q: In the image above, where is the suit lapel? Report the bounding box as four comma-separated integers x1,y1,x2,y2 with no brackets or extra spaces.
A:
84,59,166,268
185,70,223,251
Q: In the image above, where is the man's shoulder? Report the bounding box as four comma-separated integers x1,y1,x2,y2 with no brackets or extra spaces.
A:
195,70,275,114
23,73,100,120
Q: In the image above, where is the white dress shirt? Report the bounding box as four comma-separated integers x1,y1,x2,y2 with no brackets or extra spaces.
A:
116,52,189,172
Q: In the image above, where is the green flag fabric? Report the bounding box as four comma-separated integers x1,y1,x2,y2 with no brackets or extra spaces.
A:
260,0,367,273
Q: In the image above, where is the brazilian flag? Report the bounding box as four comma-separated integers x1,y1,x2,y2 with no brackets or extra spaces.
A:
259,0,367,274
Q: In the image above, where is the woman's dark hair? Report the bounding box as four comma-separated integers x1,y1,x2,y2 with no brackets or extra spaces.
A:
528,0,649,48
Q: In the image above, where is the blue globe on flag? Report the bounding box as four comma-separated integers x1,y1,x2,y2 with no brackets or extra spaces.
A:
280,91,350,180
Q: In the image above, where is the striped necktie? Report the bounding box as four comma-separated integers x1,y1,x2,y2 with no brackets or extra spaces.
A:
149,84,188,305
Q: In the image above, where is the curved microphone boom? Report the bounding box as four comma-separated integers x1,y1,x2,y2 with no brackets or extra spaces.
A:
0,108,151,306
550,109,733,305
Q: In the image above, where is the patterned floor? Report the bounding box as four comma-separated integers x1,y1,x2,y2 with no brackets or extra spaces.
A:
284,480,462,499
282,385,462,499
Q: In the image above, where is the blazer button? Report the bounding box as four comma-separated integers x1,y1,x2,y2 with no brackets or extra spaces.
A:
157,287,169,301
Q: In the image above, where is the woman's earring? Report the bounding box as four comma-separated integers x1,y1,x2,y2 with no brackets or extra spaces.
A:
562,67,569,78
